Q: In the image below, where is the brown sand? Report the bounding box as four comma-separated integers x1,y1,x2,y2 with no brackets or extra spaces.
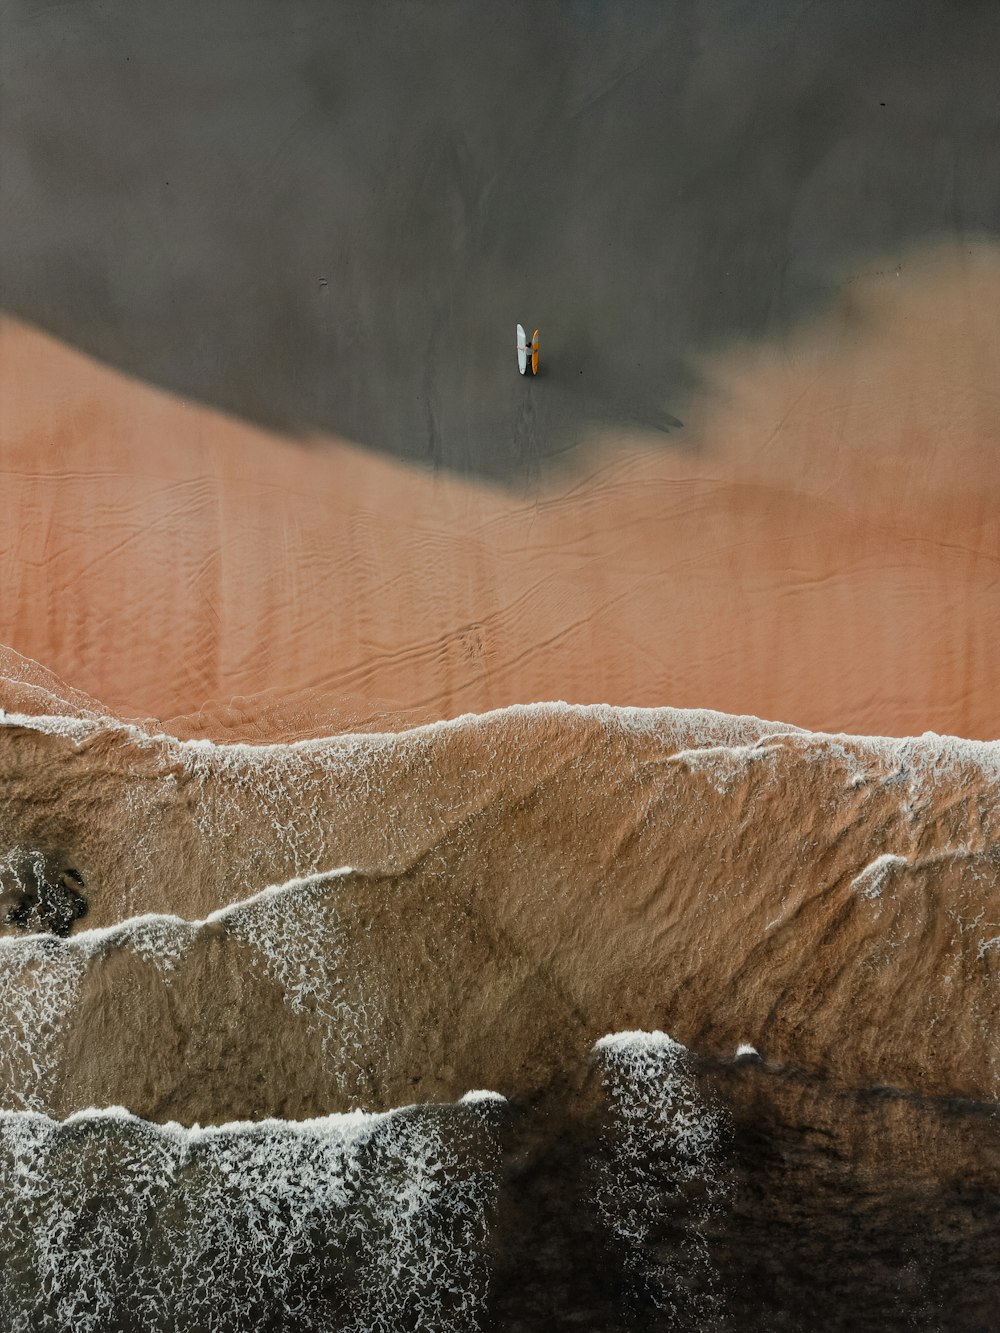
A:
1,239,999,1328
1,706,997,1116
1,702,998,1326
2,239,998,742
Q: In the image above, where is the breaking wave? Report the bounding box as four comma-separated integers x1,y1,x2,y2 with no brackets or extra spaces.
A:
0,1096,504,1333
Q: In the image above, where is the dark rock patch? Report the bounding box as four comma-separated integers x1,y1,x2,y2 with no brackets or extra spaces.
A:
4,856,88,937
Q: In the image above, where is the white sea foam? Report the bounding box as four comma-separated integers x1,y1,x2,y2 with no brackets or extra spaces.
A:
2,704,997,933
0,700,799,752
223,872,380,1086
594,1029,731,1329
0,847,93,1107
0,870,368,1110
851,853,910,900
8,697,999,759
0,1096,505,1332
0,702,806,901
3,701,998,785
666,740,785,792
0,939,86,1112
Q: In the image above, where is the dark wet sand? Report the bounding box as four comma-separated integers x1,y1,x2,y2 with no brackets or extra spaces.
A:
2,238,998,739
3,1,999,478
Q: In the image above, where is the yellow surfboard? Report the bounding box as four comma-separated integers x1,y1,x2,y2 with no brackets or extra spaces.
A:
531,329,539,376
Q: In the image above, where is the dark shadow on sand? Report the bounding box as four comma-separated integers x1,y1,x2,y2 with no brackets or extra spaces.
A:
1,0,998,482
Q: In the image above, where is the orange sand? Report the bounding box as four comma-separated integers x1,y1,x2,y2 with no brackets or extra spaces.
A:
1,240,997,739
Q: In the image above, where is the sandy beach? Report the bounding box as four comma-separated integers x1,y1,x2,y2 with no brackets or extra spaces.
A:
2,3,1000,1327
2,241,998,739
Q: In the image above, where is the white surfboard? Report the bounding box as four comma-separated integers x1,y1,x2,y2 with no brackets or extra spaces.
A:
516,324,527,375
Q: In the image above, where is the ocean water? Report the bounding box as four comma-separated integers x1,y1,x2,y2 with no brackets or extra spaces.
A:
1,695,998,1328
0,1098,503,1332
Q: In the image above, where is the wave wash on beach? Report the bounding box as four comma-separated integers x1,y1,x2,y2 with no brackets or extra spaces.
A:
0,657,998,1327
3,1,1000,1327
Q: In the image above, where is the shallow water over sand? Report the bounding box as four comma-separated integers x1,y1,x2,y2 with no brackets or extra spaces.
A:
0,670,997,1327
